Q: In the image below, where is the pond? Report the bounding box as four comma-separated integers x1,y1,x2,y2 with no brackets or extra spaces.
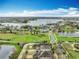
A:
58,32,79,37
0,45,16,59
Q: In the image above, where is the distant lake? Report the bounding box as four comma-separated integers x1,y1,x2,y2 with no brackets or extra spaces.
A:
0,45,16,59
27,19,63,26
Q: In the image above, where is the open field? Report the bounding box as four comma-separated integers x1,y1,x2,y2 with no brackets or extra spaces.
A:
0,33,50,42
56,34,79,41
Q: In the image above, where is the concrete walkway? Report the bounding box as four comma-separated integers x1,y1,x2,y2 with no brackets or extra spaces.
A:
18,43,35,59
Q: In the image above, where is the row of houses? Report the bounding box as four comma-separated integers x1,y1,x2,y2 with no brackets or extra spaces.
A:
0,23,27,29
18,43,54,59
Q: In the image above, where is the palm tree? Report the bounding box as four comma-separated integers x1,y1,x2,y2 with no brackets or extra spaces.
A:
32,26,40,35
29,26,33,35
2,28,7,33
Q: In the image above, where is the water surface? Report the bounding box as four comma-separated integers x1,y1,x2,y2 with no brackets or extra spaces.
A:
0,45,16,59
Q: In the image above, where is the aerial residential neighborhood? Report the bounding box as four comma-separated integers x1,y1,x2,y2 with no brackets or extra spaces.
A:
0,17,79,59
0,0,79,59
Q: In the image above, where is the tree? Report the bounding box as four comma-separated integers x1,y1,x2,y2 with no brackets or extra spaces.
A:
22,19,29,23
33,26,40,35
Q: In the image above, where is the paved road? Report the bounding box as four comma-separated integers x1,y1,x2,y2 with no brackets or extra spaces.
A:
55,45,69,59
49,31,56,43
49,31,71,59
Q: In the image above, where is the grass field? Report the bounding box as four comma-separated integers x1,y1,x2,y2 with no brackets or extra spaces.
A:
55,34,79,41
0,33,50,42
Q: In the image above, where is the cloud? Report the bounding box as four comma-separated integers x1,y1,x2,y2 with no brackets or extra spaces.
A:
0,7,79,17
63,7,79,17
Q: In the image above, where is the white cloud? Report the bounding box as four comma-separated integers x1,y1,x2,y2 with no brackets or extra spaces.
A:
0,7,79,17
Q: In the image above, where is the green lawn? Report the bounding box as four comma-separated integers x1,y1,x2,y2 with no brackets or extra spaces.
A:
0,33,50,42
55,34,79,41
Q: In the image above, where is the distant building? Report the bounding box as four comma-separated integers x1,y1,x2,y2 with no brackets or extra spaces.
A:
0,23,27,30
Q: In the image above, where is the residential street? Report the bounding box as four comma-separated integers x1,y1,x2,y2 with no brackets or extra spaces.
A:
49,31,71,59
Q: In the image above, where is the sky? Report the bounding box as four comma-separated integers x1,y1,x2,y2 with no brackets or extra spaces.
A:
0,0,79,17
